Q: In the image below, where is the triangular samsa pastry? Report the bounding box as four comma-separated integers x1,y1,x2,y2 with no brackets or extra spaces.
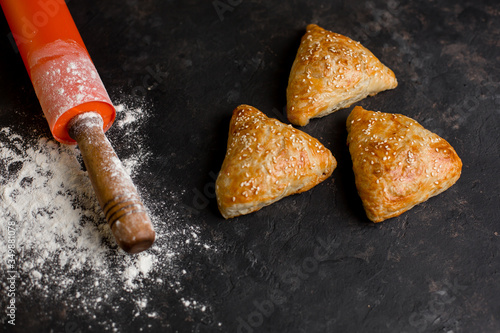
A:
287,24,398,126
346,106,462,223
216,104,337,219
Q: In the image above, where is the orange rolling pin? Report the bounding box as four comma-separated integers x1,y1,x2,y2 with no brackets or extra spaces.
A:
0,0,155,254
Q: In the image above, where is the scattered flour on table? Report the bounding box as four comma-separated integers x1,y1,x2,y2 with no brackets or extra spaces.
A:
0,101,215,327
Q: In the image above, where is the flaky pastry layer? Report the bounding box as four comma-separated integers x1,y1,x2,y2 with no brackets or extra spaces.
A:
216,104,337,218
287,24,398,126
347,106,462,222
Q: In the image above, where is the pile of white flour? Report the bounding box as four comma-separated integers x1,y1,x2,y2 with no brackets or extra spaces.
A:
0,100,215,328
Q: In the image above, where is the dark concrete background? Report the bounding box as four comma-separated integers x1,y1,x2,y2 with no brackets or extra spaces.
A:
1,0,499,332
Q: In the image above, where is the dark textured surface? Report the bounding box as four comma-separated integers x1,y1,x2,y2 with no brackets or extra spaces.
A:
1,0,499,332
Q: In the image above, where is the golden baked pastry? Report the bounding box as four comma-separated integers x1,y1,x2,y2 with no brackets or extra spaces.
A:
346,106,462,222
216,104,337,219
287,24,398,126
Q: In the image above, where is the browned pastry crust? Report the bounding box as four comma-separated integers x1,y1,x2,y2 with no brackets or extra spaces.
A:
216,104,337,219
287,24,398,126
346,106,462,223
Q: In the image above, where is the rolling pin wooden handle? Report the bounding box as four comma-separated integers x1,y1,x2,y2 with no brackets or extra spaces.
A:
68,112,155,254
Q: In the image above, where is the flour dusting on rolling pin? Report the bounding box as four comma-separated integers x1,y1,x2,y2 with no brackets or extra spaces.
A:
29,39,114,143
